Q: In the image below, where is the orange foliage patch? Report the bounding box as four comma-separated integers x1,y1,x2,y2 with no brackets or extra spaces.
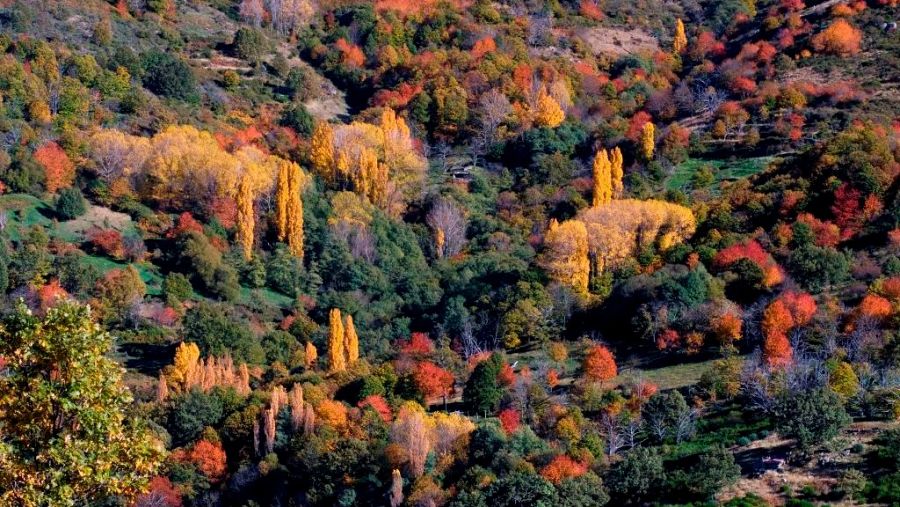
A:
540,455,587,485
33,141,75,193
811,19,862,56
583,344,617,381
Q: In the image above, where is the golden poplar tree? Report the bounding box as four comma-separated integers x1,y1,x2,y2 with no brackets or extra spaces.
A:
304,341,318,369
343,314,359,365
610,146,624,198
592,149,612,207
275,160,290,242
310,121,335,183
328,308,346,373
673,18,688,54
171,342,200,388
541,220,590,292
640,122,656,161
236,174,255,259
286,162,305,259
534,87,565,128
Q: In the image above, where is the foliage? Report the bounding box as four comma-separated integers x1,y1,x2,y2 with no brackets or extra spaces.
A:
0,301,163,505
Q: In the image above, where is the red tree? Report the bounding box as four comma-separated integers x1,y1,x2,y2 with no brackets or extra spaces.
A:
413,361,454,401
583,344,617,381
498,408,520,434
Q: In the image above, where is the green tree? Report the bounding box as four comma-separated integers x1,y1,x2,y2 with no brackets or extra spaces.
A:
775,388,850,449
141,51,197,101
55,186,87,220
0,301,163,505
464,353,504,415
232,27,267,63
606,448,666,502
183,302,263,364
485,471,558,507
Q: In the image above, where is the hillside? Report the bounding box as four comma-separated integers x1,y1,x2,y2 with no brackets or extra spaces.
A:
0,0,898,505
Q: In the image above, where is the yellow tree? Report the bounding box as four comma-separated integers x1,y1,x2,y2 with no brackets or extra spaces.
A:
534,87,565,128
304,341,318,369
541,220,590,292
328,308,346,373
673,18,688,54
640,122,656,161
592,149,612,207
343,314,359,365
235,174,255,259
285,161,305,259
579,199,696,272
310,121,335,183
170,342,200,388
610,146,624,197
275,160,290,242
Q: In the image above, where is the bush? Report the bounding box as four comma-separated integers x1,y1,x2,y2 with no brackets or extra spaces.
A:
55,187,87,220
233,27,267,63
280,103,314,136
163,272,193,305
183,302,263,364
141,51,197,101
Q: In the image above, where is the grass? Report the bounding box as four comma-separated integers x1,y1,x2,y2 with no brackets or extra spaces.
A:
666,156,774,192
615,357,724,390
668,405,773,460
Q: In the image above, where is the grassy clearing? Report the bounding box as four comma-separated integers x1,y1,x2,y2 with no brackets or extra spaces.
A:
615,357,721,390
666,156,774,192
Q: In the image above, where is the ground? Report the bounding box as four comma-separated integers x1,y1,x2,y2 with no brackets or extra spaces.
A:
578,26,660,56
720,420,898,506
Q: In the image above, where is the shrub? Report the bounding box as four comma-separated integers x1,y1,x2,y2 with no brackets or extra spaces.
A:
141,51,197,101
233,27,267,63
55,187,86,220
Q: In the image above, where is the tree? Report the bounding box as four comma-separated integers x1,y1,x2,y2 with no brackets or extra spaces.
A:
235,174,255,260
541,220,590,292
540,455,587,485
413,361,455,402
606,448,666,502
0,301,163,505
239,0,265,26
534,87,565,128
141,51,197,101
310,121,335,183
463,354,504,415
170,342,201,388
286,161,305,258
344,313,359,365
55,187,87,220
583,344,617,382
673,18,688,54
233,27,266,63
774,388,850,449
579,199,696,273
640,122,655,160
390,404,431,478
305,341,318,368
592,149,612,207
610,146,624,197
811,19,862,56
427,198,467,259
328,308,346,373
33,141,75,193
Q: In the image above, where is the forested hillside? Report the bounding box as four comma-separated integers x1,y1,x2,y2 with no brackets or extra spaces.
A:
0,0,898,505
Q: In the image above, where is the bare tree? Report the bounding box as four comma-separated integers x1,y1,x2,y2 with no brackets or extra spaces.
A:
427,198,467,259
239,0,265,27
601,412,626,457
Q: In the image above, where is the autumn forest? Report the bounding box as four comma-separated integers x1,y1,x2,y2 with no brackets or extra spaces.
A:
0,0,898,505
